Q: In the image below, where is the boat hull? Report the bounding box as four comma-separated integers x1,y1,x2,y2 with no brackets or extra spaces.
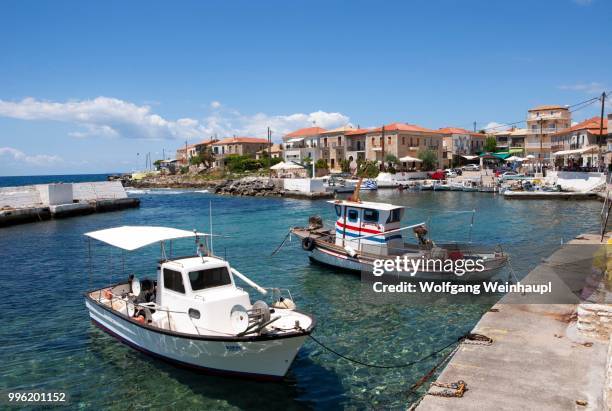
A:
85,298,308,380
309,245,505,282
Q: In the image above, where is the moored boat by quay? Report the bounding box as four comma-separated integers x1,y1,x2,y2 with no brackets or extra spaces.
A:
84,226,315,380
291,200,507,282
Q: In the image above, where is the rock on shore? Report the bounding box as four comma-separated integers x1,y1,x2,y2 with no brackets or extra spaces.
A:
214,179,284,197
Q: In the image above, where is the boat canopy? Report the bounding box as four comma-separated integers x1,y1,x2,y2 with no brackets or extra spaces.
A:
327,199,403,211
85,226,208,251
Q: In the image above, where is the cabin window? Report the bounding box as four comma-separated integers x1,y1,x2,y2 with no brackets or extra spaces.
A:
386,209,402,223
347,209,358,222
163,269,185,294
188,267,232,291
363,208,379,222
335,205,342,217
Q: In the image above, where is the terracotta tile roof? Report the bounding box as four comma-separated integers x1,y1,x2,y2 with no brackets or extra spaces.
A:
345,128,371,135
285,127,327,138
552,116,609,136
212,136,269,145
528,104,568,112
368,122,441,134
320,126,356,134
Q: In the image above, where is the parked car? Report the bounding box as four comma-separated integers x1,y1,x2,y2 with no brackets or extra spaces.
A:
462,164,480,171
452,168,463,176
444,169,458,178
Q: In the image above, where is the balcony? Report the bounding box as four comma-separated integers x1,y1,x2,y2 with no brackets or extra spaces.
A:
525,142,552,149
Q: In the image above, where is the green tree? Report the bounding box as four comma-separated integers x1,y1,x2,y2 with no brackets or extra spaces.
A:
200,148,215,168
315,159,328,170
153,159,163,170
484,136,497,152
339,159,351,173
356,160,379,179
417,149,437,171
189,154,203,166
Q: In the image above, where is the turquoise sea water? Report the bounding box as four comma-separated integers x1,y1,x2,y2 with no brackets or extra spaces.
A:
0,183,602,410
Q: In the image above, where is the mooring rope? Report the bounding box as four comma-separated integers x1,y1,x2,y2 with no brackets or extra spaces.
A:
306,332,491,369
270,230,291,256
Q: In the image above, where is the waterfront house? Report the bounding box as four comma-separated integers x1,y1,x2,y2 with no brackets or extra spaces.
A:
551,116,608,169
176,139,218,165
365,123,445,170
493,128,527,157
281,127,327,164
318,126,359,171
255,143,282,160
344,128,369,171
438,127,486,167
211,136,269,168
525,105,571,163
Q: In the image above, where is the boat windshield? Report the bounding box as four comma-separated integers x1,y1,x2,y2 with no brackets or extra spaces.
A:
188,267,232,291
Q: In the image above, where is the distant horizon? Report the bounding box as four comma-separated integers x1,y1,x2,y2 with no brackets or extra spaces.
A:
1,0,610,175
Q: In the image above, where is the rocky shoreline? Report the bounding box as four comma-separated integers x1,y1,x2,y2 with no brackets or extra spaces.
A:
127,175,332,198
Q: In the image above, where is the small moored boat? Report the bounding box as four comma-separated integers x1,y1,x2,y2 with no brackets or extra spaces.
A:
291,199,507,282
84,226,315,380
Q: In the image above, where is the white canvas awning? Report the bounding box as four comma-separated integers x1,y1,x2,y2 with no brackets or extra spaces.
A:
552,145,599,157
286,138,304,143
85,226,207,251
399,155,423,162
461,155,479,160
505,156,524,162
270,161,304,170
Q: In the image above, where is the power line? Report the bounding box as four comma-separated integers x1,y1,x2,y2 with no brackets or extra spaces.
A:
482,93,605,132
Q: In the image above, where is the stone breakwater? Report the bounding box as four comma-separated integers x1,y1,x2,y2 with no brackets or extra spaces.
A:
128,175,221,189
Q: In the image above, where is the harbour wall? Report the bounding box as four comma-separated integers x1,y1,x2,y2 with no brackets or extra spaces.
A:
0,181,139,227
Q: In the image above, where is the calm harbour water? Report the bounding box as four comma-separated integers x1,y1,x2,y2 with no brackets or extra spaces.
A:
0,179,603,410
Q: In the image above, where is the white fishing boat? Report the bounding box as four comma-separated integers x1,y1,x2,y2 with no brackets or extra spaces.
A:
291,193,507,281
433,181,451,191
319,175,356,193
84,226,315,380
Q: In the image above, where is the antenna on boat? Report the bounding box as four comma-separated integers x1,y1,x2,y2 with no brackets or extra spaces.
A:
209,200,214,255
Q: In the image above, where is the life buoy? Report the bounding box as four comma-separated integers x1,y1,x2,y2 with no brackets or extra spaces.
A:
135,315,145,324
302,237,315,251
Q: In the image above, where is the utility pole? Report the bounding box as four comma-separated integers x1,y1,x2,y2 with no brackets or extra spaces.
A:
267,126,272,182
473,121,477,133
184,140,188,165
381,125,386,171
599,91,606,170
539,117,543,174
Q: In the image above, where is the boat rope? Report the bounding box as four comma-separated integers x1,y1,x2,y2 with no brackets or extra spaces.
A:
306,332,492,369
270,230,292,256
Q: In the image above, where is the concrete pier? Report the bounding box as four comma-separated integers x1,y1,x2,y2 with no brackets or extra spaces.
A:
0,181,139,227
416,233,611,411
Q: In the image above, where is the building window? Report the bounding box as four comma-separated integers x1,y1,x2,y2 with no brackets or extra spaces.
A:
402,137,405,145
363,208,379,222
372,137,375,145
338,136,341,145
348,209,358,222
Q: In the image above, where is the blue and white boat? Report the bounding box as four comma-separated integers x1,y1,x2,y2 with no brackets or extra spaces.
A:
291,200,507,281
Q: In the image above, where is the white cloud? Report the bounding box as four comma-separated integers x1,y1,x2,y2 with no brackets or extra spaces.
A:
0,97,352,142
204,108,351,139
483,121,510,132
0,147,63,166
0,97,205,140
558,82,605,94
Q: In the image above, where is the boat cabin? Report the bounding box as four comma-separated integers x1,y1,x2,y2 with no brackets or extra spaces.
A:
156,256,251,335
329,200,405,256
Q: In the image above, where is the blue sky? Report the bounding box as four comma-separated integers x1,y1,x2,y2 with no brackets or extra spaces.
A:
0,0,610,175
